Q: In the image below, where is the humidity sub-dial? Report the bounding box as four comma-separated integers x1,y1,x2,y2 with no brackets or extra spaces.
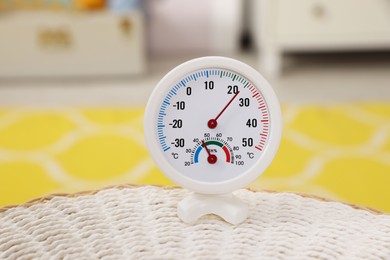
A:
190,138,234,165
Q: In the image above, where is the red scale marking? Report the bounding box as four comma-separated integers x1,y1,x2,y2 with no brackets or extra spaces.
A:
247,86,264,107
222,146,231,163
260,133,268,137
255,146,262,151
248,87,267,119
261,119,269,122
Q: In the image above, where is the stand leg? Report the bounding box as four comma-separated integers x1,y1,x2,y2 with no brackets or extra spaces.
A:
177,193,248,225
260,45,282,78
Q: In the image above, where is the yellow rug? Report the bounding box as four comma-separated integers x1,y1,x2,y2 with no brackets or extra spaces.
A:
0,104,389,212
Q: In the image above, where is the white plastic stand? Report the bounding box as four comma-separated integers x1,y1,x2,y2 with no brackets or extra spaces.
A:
177,193,248,225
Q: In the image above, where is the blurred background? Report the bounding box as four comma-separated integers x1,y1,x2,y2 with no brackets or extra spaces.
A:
0,0,389,212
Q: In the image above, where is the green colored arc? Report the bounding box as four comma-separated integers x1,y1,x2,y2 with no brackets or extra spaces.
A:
204,140,223,147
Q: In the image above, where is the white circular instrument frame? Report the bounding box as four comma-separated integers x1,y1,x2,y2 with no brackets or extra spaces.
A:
144,56,282,194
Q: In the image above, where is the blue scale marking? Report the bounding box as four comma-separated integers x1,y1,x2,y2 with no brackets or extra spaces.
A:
181,80,186,86
206,70,209,77
158,102,168,150
194,146,202,163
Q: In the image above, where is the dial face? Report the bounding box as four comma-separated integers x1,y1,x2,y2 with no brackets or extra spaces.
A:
157,68,270,183
145,57,281,194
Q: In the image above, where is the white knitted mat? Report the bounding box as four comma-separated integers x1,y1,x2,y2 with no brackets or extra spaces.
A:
0,185,389,259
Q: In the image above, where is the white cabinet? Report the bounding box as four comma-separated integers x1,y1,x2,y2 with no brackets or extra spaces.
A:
0,11,145,77
257,0,390,76
146,0,242,55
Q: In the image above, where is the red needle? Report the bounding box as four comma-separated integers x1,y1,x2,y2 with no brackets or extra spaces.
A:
202,140,217,164
208,91,240,129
